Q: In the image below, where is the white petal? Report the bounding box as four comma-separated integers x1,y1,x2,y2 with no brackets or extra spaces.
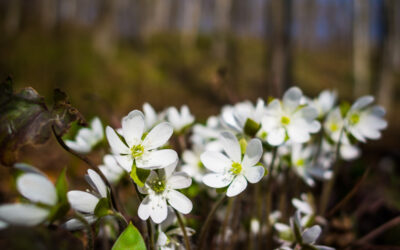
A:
351,96,374,111
168,172,192,189
219,131,241,162
114,155,133,172
288,125,310,143
87,169,107,198
242,139,263,168
244,166,265,183
137,149,178,170
0,204,49,226
64,215,97,231
17,173,57,206
106,126,129,154
143,103,158,129
122,110,145,147
65,140,91,154
167,190,193,214
91,117,104,139
302,225,321,244
283,87,302,113
274,222,291,232
200,151,232,173
267,127,286,146
302,107,318,121
202,173,233,188
149,196,168,224
182,150,198,164
138,196,151,221
142,122,173,150
226,175,247,197
67,191,99,214
292,199,313,214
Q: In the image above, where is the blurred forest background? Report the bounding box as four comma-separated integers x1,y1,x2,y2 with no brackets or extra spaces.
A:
1,0,400,248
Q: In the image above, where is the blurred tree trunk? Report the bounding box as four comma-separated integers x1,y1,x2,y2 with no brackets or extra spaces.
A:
353,0,371,97
4,0,21,36
40,0,57,30
151,0,172,33
268,0,292,97
181,0,201,45
377,0,400,115
93,0,117,56
213,0,232,59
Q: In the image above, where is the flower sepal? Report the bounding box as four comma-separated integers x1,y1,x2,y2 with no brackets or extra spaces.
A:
130,162,151,187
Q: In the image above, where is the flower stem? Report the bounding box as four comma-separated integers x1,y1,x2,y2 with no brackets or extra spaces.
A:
319,128,344,215
74,213,94,250
198,194,226,250
220,196,235,249
264,147,278,248
52,125,122,215
173,208,191,250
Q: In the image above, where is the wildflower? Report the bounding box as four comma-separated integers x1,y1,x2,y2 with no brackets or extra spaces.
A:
143,102,162,129
106,110,177,171
0,168,58,226
307,90,337,118
201,131,264,197
166,105,195,133
65,117,104,154
138,161,192,224
99,154,125,184
181,143,206,183
259,87,320,146
345,96,387,143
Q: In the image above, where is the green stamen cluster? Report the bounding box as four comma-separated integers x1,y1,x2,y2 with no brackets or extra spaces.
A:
150,178,166,194
295,158,305,167
131,144,144,158
230,162,242,175
329,122,339,132
349,113,360,125
281,116,290,125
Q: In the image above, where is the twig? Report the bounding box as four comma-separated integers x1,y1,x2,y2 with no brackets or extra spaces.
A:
174,208,191,250
198,194,226,250
326,166,370,218
74,212,94,250
354,216,400,245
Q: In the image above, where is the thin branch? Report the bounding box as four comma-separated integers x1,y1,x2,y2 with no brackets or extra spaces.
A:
354,216,400,245
174,208,191,250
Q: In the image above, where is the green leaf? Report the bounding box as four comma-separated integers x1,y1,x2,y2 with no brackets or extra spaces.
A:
94,198,111,218
0,78,85,166
244,118,261,137
339,101,351,117
130,163,150,187
112,222,146,250
56,168,68,203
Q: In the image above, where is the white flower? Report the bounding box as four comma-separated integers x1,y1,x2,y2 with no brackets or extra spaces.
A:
0,171,58,226
259,87,321,146
138,161,193,224
181,143,206,183
143,102,163,129
345,96,387,143
221,99,266,133
99,154,125,184
308,90,337,118
68,169,108,214
166,105,195,132
201,131,264,197
106,110,178,171
65,117,104,154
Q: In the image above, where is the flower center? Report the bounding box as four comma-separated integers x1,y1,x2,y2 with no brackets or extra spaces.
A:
281,116,290,125
329,122,339,132
295,158,305,167
131,144,144,158
230,162,242,175
150,178,166,194
349,113,360,125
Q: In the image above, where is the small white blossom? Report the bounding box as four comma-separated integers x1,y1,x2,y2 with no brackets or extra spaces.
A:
138,161,193,224
143,102,163,129
307,90,337,118
181,143,206,183
99,154,125,184
166,105,195,132
65,117,104,154
201,131,264,197
0,167,58,227
259,87,321,146
106,110,178,171
345,96,387,143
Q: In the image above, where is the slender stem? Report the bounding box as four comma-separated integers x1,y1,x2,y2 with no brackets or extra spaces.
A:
52,126,121,214
319,128,344,215
198,194,226,250
131,179,155,250
354,216,400,245
173,208,191,250
220,197,235,250
113,211,129,233
74,213,94,250
264,147,278,249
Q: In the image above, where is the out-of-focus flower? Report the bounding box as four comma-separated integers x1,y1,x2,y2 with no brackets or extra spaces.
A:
181,143,206,183
65,117,104,154
0,169,58,227
201,131,264,197
143,102,161,130
259,87,321,146
307,90,337,118
166,105,195,133
344,96,387,143
138,161,192,224
99,154,125,184
106,110,177,171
